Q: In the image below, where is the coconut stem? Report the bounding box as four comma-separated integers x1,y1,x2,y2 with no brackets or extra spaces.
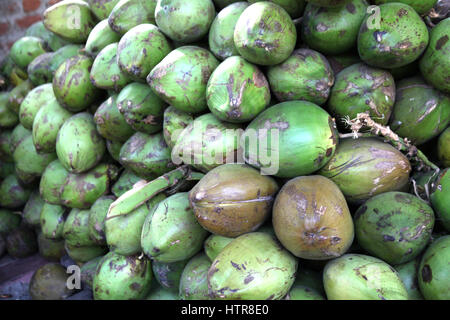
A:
292,17,303,26
424,15,436,28
341,112,440,172
411,178,430,204
107,165,203,218
338,132,374,139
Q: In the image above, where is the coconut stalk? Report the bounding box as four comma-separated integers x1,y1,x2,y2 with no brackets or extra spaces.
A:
107,165,203,219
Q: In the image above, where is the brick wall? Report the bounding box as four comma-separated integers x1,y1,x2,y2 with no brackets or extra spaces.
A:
0,0,62,60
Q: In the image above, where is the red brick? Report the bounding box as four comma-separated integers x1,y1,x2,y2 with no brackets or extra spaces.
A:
0,22,9,36
23,0,41,12
15,15,42,29
8,3,20,14
0,44,9,56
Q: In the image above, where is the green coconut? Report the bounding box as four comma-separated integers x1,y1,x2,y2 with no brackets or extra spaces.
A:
23,190,45,228
323,253,408,300
40,203,68,240
27,53,54,86
106,140,124,163
88,0,120,20
419,18,450,94
56,112,106,173
10,124,31,155
204,234,233,262
49,45,83,75
208,232,298,300
85,195,113,246
111,169,142,197
437,127,450,167
206,56,271,123
63,208,98,247
179,253,212,300
32,100,73,154
39,160,70,205
85,19,121,57
162,106,193,149
286,271,326,300
430,169,450,232
116,82,166,134
267,48,334,106
0,209,22,237
94,95,135,143
43,0,96,44
19,83,56,130
0,174,32,209
141,192,209,263
53,54,102,112
327,63,396,128
172,113,242,173
147,46,219,114
233,2,297,65
8,68,29,88
155,0,216,43
65,242,108,263
80,255,104,288
105,194,165,256
90,43,132,92
389,76,450,145
354,192,434,265
0,92,18,129
59,163,119,209
8,80,34,114
119,131,175,180
108,0,157,35
243,100,339,177
357,3,429,68
93,251,153,300
301,0,368,55
152,259,189,292
10,36,48,69
208,2,249,60
394,257,424,300
25,21,71,51
418,235,450,300
117,23,172,81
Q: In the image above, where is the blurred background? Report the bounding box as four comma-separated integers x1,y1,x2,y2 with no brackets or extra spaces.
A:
0,0,62,58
